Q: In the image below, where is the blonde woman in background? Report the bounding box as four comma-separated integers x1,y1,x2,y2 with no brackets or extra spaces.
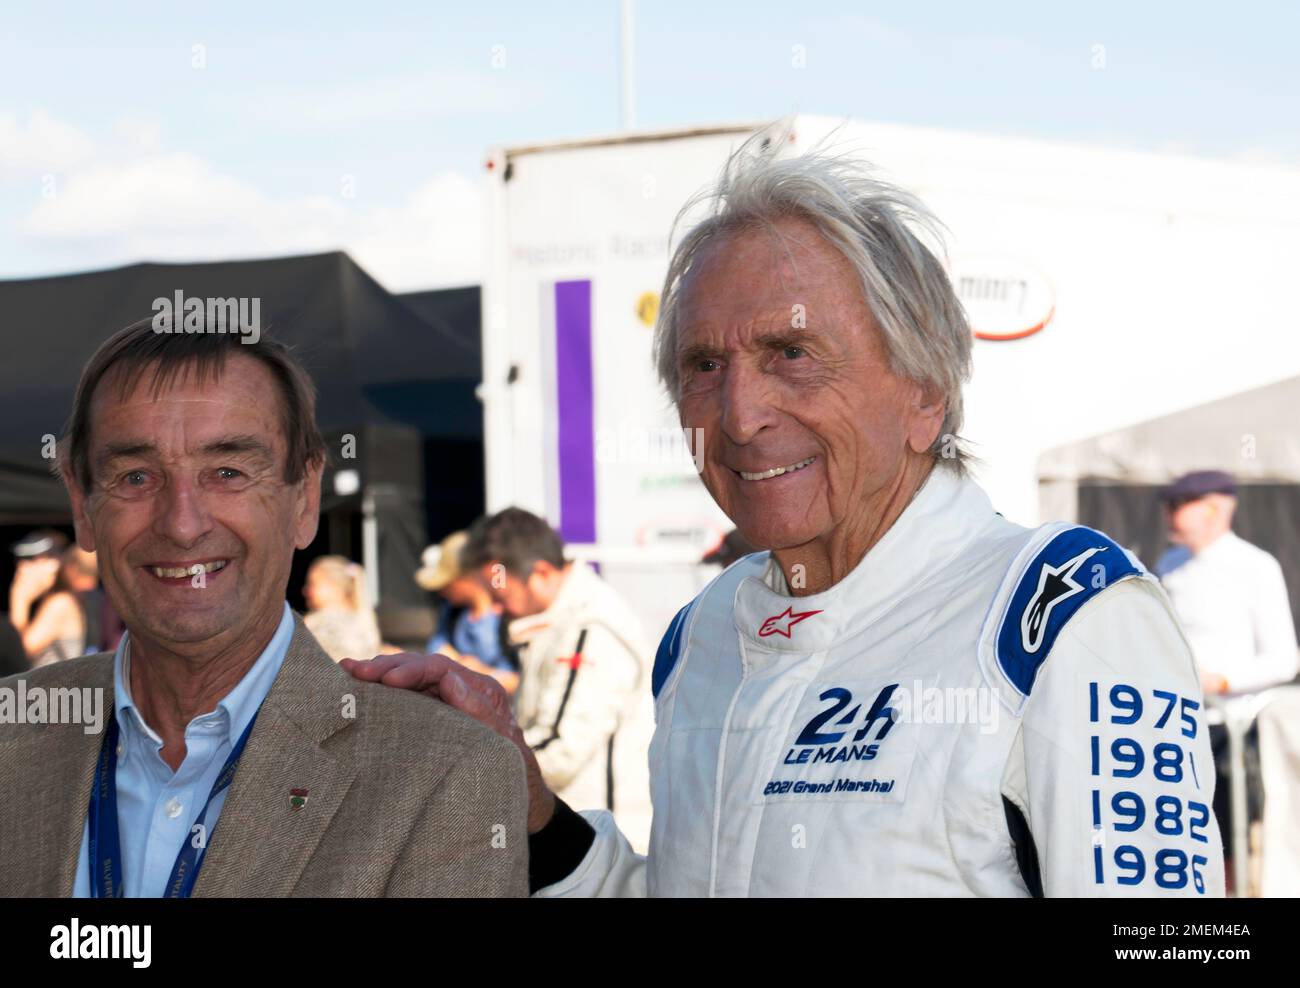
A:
8,532,100,667
303,555,382,663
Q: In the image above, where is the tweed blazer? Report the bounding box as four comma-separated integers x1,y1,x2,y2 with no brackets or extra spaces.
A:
0,615,529,897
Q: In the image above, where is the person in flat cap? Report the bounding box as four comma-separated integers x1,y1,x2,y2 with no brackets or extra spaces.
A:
1157,469,1298,884
418,530,518,694
1157,470,1297,697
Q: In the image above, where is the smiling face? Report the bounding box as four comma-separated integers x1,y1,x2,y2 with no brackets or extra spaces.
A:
65,353,322,656
674,217,945,557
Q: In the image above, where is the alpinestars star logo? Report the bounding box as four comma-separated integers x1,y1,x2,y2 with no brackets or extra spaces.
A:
759,606,823,638
1020,546,1107,653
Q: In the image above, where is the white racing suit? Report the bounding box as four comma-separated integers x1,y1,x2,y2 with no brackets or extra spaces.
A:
536,467,1225,897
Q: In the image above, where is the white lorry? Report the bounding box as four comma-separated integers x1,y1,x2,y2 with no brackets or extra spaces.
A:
481,116,1300,641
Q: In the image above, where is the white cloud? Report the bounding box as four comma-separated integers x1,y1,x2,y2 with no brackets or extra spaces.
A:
0,109,98,179
12,113,484,290
1227,146,1300,169
350,171,484,291
23,151,268,238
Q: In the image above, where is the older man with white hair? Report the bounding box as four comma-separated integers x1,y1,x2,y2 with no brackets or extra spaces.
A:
348,133,1225,897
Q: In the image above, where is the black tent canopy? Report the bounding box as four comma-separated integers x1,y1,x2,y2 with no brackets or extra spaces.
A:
398,285,481,382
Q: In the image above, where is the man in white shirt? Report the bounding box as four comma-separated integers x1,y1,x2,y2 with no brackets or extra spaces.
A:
1158,471,1298,697
1157,469,1298,875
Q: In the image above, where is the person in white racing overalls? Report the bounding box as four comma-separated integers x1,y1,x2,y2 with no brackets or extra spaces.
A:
460,508,655,852
345,129,1225,897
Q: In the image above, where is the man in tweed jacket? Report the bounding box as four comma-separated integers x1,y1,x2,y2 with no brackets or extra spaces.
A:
0,317,527,897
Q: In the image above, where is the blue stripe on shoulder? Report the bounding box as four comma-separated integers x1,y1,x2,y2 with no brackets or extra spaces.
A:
651,601,695,699
996,526,1141,698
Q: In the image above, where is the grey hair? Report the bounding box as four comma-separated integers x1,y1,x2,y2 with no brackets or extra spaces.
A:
653,126,974,472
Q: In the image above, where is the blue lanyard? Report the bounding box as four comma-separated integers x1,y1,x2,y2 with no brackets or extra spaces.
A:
88,707,261,898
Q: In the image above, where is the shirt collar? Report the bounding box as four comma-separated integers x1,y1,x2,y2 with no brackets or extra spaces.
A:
113,602,295,746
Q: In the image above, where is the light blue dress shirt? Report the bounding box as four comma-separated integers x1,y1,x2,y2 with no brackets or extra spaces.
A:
72,603,294,897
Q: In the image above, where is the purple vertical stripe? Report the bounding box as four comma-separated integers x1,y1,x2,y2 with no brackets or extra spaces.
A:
554,280,596,543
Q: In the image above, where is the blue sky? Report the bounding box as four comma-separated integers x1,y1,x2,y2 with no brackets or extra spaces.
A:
2,0,1295,288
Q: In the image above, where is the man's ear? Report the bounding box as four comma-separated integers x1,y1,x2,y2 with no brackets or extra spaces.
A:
906,381,947,456
61,463,98,554
293,455,325,551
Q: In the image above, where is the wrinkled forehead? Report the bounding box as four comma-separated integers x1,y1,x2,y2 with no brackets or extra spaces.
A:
676,218,869,342
88,353,287,456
